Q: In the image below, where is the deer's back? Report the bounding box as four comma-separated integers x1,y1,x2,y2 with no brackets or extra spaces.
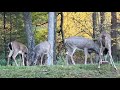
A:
34,41,50,54
65,36,95,49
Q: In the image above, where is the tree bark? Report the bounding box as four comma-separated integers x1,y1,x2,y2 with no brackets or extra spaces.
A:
100,12,105,32
111,12,117,61
47,12,56,65
3,12,7,64
57,12,65,57
59,12,65,46
92,12,97,39
9,12,12,42
23,12,35,62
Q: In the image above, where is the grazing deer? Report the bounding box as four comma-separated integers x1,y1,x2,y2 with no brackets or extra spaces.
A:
65,36,100,65
7,41,28,66
29,41,51,66
97,31,117,70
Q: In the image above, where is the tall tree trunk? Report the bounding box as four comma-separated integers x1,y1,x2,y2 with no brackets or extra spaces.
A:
100,12,105,32
57,12,65,57
9,12,12,42
92,12,100,63
3,12,7,64
92,12,97,39
47,12,56,65
15,12,18,40
57,12,65,62
60,12,65,47
23,12,35,62
111,12,117,61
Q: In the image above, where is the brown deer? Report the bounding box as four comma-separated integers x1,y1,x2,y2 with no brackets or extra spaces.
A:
28,41,51,66
7,41,28,66
97,31,117,70
65,36,100,65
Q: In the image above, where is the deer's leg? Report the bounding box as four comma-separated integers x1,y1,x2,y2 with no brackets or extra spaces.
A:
108,49,117,70
90,53,93,64
12,52,19,66
33,59,37,65
84,48,88,65
33,54,39,65
44,54,48,65
19,54,22,66
7,50,13,65
65,49,71,65
98,47,103,68
104,53,108,61
22,53,25,66
65,54,69,65
70,48,76,65
40,54,44,65
24,57,28,66
66,48,76,65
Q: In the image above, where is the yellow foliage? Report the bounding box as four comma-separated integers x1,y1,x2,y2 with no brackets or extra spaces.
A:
34,28,48,45
57,12,93,39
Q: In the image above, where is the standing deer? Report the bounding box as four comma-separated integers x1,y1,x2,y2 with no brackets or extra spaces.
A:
7,41,28,66
29,41,51,66
65,36,100,65
97,31,117,70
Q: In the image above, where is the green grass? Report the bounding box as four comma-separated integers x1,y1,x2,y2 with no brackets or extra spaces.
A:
0,64,120,78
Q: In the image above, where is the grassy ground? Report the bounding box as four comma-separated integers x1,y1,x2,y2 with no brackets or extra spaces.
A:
0,64,120,78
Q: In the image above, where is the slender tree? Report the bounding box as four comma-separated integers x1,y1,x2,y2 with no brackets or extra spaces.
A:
23,12,35,62
47,12,56,65
9,12,12,42
59,12,65,47
92,12,97,39
111,12,117,61
3,12,7,63
57,12,65,57
100,12,105,32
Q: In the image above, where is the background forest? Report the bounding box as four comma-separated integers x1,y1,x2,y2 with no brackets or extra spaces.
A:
0,12,120,65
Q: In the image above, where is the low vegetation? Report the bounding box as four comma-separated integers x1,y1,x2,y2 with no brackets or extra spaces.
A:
0,63,120,78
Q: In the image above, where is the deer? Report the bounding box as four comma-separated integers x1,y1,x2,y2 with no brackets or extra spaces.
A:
28,41,51,66
7,41,28,66
64,36,100,65
97,31,117,70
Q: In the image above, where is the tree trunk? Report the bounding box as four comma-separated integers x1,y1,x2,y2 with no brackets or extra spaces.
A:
15,12,18,40
3,12,7,64
57,12,65,57
111,12,117,61
47,12,56,65
60,12,65,47
9,12,12,42
92,12,97,39
23,12,35,62
100,12,105,32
